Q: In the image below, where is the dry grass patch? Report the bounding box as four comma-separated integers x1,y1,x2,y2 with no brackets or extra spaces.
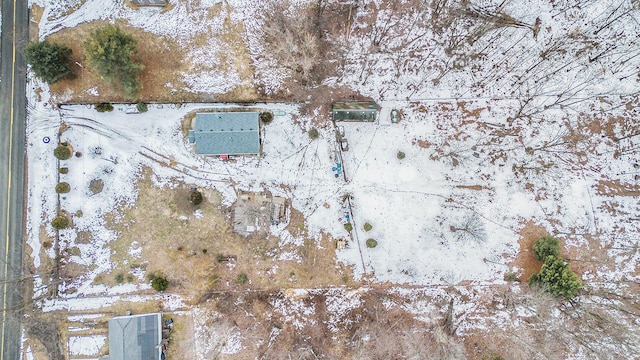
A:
45,20,198,103
165,314,197,359
29,5,44,42
32,225,57,296
101,169,355,301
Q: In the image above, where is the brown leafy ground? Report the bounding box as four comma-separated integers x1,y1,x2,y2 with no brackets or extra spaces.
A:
510,221,548,282
44,20,199,103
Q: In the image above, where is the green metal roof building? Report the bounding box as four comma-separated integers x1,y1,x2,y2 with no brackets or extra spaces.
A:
107,313,162,360
188,112,261,156
332,102,378,122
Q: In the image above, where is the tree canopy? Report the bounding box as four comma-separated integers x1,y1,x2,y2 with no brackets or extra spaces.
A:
533,235,560,261
83,25,144,99
529,255,582,300
25,40,74,84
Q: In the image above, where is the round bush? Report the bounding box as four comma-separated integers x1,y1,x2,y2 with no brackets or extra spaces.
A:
344,223,353,232
366,238,378,248
190,190,203,205
237,273,248,284
151,276,169,291
260,111,274,123
58,167,69,174
363,223,372,231
51,215,69,230
397,151,406,159
533,236,560,261
54,145,72,160
309,128,319,139
55,182,70,194
95,103,114,112
136,102,148,113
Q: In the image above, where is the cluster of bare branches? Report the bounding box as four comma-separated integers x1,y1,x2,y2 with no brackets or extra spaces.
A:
255,1,326,86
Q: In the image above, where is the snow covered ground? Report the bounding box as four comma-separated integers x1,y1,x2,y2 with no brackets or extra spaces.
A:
25,0,640,292
26,91,640,292
22,0,640,357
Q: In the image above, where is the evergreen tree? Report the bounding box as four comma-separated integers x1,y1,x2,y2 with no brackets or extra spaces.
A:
151,276,169,291
529,255,582,300
83,25,144,99
533,235,560,261
25,40,74,84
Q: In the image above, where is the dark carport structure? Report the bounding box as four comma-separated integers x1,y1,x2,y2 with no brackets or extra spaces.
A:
332,101,378,122
106,313,163,360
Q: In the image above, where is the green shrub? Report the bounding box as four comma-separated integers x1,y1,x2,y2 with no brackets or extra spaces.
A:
529,256,582,300
136,102,148,113
216,254,225,263
190,190,203,205
126,274,134,283
54,145,72,160
55,182,70,193
51,215,69,230
115,273,124,283
363,223,372,231
533,236,560,261
151,276,169,291
95,103,114,112
237,273,248,284
309,128,319,139
260,111,274,123
59,167,69,174
366,238,378,248
75,210,83,217
397,151,406,159
505,272,518,282
344,223,353,232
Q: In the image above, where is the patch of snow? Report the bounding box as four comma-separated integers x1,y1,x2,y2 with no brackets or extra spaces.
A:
68,335,106,356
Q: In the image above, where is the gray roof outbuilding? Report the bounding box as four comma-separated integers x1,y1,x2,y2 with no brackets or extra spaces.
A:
107,313,162,360
188,112,261,156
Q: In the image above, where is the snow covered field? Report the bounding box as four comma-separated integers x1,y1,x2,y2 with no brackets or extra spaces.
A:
26,94,640,292
25,0,639,307
22,0,640,358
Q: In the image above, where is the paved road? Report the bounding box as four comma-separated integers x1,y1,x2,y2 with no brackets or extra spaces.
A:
0,0,28,358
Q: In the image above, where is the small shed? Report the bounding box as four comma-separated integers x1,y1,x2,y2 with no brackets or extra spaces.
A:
332,102,378,122
107,313,162,360
130,0,168,6
188,112,261,156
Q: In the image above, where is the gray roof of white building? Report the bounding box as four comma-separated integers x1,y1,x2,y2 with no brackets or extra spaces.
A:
108,313,162,360
189,112,260,155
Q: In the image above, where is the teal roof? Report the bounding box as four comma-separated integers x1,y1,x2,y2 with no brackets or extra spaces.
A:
192,112,260,155
108,313,161,360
